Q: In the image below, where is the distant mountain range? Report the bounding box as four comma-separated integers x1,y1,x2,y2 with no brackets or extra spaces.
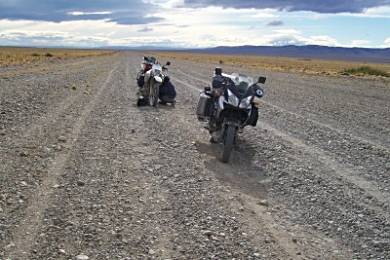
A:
184,45,390,63
3,44,389,63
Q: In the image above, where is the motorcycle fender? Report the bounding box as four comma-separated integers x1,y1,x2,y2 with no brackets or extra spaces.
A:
224,120,240,128
246,106,259,127
253,99,262,108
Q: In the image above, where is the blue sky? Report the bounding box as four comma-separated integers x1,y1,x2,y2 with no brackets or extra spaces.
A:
0,0,389,48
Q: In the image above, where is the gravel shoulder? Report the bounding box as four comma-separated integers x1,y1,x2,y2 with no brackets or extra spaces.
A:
1,52,389,259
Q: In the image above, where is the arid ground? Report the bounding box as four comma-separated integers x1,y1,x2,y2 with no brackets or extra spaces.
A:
0,51,389,259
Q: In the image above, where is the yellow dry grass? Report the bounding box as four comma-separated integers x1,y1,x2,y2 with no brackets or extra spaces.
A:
0,47,116,67
153,51,390,78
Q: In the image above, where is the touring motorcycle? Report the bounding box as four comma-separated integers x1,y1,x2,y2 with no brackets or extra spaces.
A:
196,68,266,162
137,57,175,107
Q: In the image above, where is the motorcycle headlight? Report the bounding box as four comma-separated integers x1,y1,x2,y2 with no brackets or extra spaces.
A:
227,89,239,107
154,75,163,83
239,96,253,109
255,88,264,98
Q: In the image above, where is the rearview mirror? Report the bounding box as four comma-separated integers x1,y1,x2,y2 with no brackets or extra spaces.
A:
166,61,171,66
215,67,222,75
258,76,266,84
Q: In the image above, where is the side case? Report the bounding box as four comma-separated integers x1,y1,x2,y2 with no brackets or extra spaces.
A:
196,92,213,121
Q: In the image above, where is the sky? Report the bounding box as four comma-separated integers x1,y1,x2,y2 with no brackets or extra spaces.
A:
0,0,389,48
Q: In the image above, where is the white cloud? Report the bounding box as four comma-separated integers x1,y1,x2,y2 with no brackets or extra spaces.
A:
384,37,390,47
156,0,185,8
308,35,338,46
0,19,120,46
263,31,339,46
350,40,372,47
272,29,301,34
282,5,390,20
362,5,390,17
155,5,278,26
68,11,112,16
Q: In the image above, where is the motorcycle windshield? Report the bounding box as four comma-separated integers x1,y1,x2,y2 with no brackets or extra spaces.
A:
223,73,255,98
152,64,162,74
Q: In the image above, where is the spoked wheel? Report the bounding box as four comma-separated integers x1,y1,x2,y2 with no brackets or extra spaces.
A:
149,82,159,107
221,125,236,163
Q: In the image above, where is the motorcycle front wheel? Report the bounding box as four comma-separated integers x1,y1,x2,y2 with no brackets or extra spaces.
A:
149,82,160,107
221,124,236,163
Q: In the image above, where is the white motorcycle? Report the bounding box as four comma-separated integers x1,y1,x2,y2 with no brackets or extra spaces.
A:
137,59,171,107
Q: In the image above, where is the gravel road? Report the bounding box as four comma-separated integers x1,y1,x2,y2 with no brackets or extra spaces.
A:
0,52,389,259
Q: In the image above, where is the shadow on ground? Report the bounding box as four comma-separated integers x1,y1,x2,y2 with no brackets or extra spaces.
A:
195,138,269,198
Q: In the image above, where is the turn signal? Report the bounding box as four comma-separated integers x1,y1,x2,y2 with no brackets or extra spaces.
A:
253,98,262,108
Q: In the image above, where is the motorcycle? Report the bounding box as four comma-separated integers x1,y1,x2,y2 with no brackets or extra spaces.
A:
137,57,174,107
196,68,266,163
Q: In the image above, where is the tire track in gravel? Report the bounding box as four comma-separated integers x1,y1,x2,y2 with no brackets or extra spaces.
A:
27,57,176,259
13,91,82,141
128,62,179,258
0,57,116,256
28,62,129,259
0,56,114,136
115,61,178,258
261,123,389,204
3,62,119,259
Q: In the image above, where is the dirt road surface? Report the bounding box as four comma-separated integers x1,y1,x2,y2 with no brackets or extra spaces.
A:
1,52,389,259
